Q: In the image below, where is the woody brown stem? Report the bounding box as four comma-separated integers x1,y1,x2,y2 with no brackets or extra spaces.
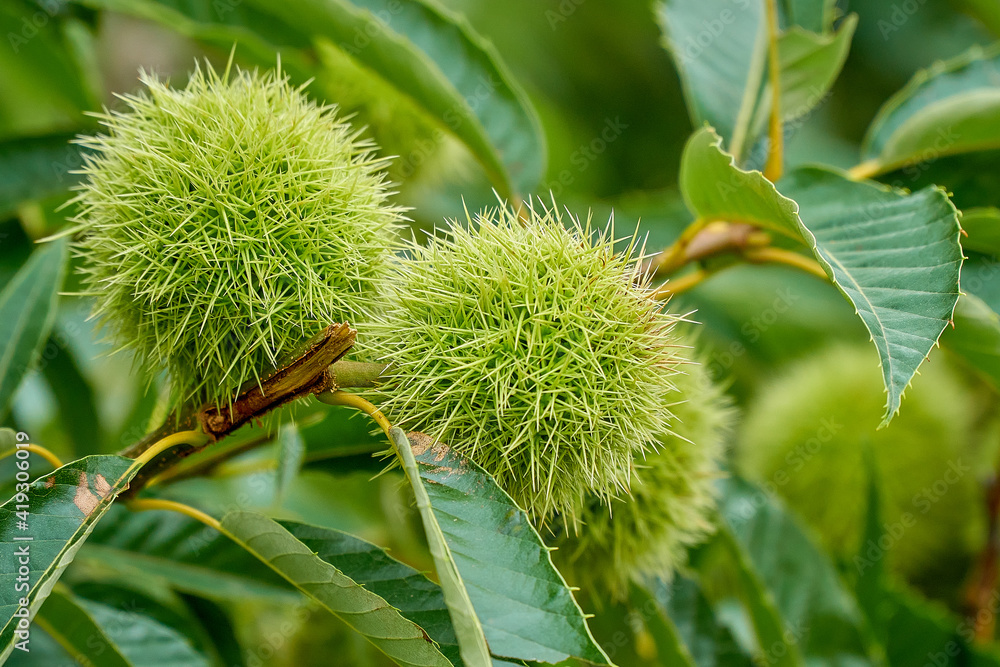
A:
120,322,358,495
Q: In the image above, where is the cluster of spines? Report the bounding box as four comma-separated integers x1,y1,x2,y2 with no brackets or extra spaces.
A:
68,61,403,407
551,342,732,599
366,200,685,522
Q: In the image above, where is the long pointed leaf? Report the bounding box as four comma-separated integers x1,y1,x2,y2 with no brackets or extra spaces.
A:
34,588,211,667
82,507,297,602
649,576,754,667
658,0,768,159
780,167,963,425
862,43,1000,173
0,134,83,218
0,239,67,419
0,454,139,661
279,520,464,666
392,428,491,667
394,428,611,665
219,510,453,667
716,476,880,666
680,127,963,423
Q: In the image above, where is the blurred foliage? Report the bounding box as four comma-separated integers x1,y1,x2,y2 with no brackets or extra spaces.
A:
1,0,1000,665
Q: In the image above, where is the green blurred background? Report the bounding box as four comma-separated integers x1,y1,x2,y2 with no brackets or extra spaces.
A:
3,0,1000,664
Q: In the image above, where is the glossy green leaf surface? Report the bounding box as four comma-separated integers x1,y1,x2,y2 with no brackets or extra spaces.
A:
394,428,610,665
716,476,878,666
280,520,463,666
658,0,767,158
0,239,67,419
862,44,1000,172
220,510,453,667
0,455,138,661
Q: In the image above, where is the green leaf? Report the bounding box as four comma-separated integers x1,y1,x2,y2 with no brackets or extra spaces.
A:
81,506,300,602
72,0,317,78
650,576,754,667
861,43,1000,174
395,429,611,665
707,527,802,667
683,128,963,423
243,0,543,197
0,239,67,420
76,0,544,198
40,334,100,458
878,149,1000,213
0,2,91,137
679,127,801,237
178,595,246,667
627,584,696,667
853,443,885,624
33,588,131,667
33,588,211,667
775,16,856,122
274,421,305,501
717,476,879,666
219,510,453,667
847,453,1000,667
779,167,963,425
747,14,856,163
960,207,1000,254
942,294,1000,392
657,0,768,159
391,428,491,667
873,583,1000,667
778,0,836,32
0,455,140,661
77,597,212,667
278,520,464,667
0,133,83,218
60,18,104,110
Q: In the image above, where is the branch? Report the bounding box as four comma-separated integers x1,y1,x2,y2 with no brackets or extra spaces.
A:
653,269,712,299
330,360,386,388
763,0,784,181
743,246,829,280
966,472,1000,639
120,322,358,495
649,222,771,281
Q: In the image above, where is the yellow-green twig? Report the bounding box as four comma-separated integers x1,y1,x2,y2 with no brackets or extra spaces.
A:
653,269,712,299
0,444,64,469
126,497,222,531
133,429,212,470
763,0,784,182
743,246,829,279
318,391,393,438
653,217,708,276
847,159,882,181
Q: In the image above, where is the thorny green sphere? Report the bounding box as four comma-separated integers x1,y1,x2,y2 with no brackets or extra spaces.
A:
68,63,403,407
735,345,988,594
551,339,731,600
367,202,686,522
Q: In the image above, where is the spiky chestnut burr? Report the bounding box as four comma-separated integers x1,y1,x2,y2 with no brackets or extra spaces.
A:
365,201,685,523
550,340,732,599
736,345,986,594
67,62,403,407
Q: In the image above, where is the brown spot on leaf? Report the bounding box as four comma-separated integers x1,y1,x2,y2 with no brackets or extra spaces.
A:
94,474,111,497
406,432,468,477
44,477,55,489
73,472,100,516
407,431,434,457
